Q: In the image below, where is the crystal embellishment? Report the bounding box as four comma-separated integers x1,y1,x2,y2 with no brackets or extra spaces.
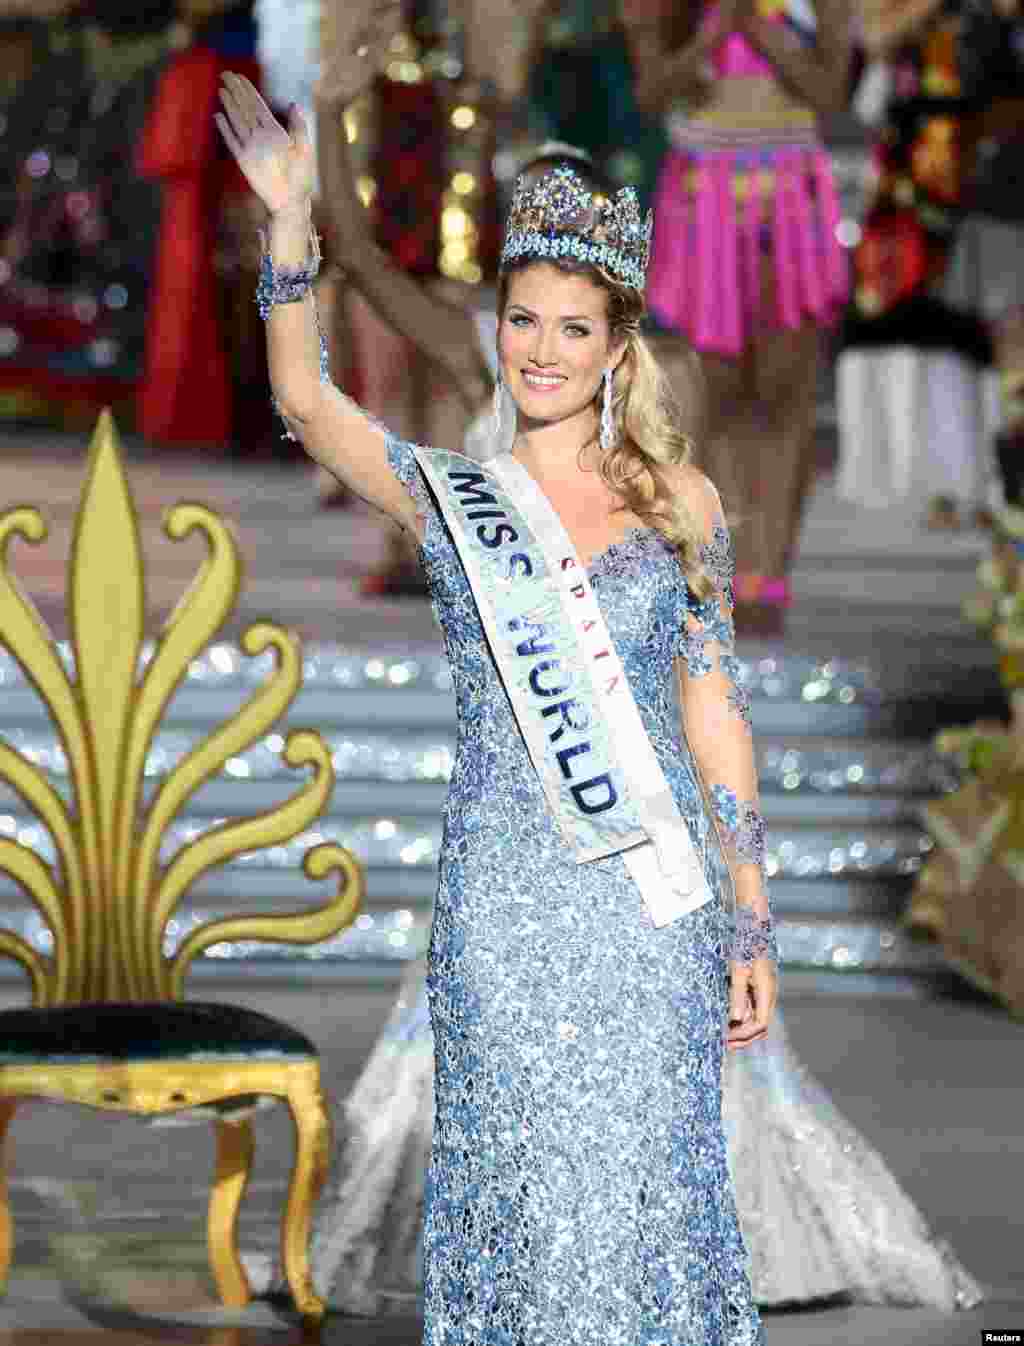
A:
501,166,654,291
732,906,779,965
699,524,736,597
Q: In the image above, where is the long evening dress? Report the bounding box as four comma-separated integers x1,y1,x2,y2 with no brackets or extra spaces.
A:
377,431,765,1345
243,322,982,1325
283,960,980,1319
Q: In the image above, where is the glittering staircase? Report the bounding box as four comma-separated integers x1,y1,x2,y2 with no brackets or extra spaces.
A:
0,436,1006,999
0,626,1003,999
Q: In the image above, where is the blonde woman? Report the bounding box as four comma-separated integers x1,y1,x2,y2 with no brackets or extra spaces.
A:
219,56,981,1326
219,66,776,1342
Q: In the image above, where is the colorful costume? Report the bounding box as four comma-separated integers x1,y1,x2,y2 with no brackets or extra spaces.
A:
836,1,1001,511
647,1,848,355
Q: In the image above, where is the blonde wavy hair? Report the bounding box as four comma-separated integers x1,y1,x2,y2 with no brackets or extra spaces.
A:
497,255,714,602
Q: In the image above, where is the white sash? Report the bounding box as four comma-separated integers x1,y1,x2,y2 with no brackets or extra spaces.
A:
412,443,713,928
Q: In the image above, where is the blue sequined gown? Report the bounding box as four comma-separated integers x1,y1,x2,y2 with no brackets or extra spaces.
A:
241,322,982,1326
383,434,763,1346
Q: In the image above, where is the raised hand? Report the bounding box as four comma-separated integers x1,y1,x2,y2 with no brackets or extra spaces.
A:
215,72,315,217
316,0,404,106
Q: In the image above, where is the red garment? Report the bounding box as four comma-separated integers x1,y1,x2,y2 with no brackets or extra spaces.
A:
137,46,259,445
371,78,445,277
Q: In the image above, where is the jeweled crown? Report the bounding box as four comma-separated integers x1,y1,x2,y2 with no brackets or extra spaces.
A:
500,167,653,293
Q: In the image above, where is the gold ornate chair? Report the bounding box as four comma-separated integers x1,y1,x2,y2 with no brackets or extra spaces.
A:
0,411,363,1324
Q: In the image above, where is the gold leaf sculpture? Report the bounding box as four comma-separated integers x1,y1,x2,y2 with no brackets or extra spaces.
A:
0,409,363,1003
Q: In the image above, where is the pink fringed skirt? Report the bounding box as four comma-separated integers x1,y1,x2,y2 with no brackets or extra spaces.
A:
647,123,849,356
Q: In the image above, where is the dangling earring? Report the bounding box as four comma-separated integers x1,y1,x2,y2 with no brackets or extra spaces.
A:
600,368,616,451
491,371,518,455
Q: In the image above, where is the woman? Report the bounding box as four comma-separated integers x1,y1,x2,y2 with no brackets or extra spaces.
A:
226,32,980,1319
623,0,851,629
218,70,776,1342
836,0,1001,527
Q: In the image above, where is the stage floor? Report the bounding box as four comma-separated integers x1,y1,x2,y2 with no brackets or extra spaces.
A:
0,992,1019,1345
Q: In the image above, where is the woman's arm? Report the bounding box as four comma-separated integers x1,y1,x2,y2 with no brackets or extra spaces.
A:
315,91,488,414
673,467,779,1048
217,73,419,532
622,1,730,117
455,0,558,108
739,0,853,116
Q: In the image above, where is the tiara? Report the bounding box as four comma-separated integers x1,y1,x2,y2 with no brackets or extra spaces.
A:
500,167,653,292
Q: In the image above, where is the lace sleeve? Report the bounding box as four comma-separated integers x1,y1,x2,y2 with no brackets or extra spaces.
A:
384,432,447,558
676,481,778,967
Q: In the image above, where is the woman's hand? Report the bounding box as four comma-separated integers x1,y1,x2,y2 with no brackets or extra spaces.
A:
315,0,403,107
726,956,778,1050
216,72,315,217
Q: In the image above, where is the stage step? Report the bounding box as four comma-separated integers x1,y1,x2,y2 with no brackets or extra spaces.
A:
0,633,998,996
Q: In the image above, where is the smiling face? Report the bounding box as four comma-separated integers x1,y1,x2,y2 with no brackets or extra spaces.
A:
498,263,625,434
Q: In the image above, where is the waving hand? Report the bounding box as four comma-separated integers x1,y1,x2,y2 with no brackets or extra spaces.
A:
216,73,316,216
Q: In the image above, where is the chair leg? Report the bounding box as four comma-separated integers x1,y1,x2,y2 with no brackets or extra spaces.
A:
0,1100,16,1294
282,1073,331,1323
207,1117,254,1308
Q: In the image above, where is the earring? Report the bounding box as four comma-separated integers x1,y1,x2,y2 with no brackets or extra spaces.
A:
600,369,616,451
490,372,518,455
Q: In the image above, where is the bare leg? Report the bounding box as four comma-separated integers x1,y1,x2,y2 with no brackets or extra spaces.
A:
348,289,421,438
648,333,708,449
420,353,474,457
749,312,821,580
693,347,752,555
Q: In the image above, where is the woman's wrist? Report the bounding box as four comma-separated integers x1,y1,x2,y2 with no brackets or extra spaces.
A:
730,907,778,966
266,200,316,268
257,204,322,320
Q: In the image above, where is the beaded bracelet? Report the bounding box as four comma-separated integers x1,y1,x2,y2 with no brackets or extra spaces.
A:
255,226,331,440
255,225,322,320
731,907,779,966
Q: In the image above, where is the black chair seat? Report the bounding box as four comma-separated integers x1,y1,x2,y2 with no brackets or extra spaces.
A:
0,1001,317,1066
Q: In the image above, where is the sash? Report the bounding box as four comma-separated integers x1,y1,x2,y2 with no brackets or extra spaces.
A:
412,443,714,928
